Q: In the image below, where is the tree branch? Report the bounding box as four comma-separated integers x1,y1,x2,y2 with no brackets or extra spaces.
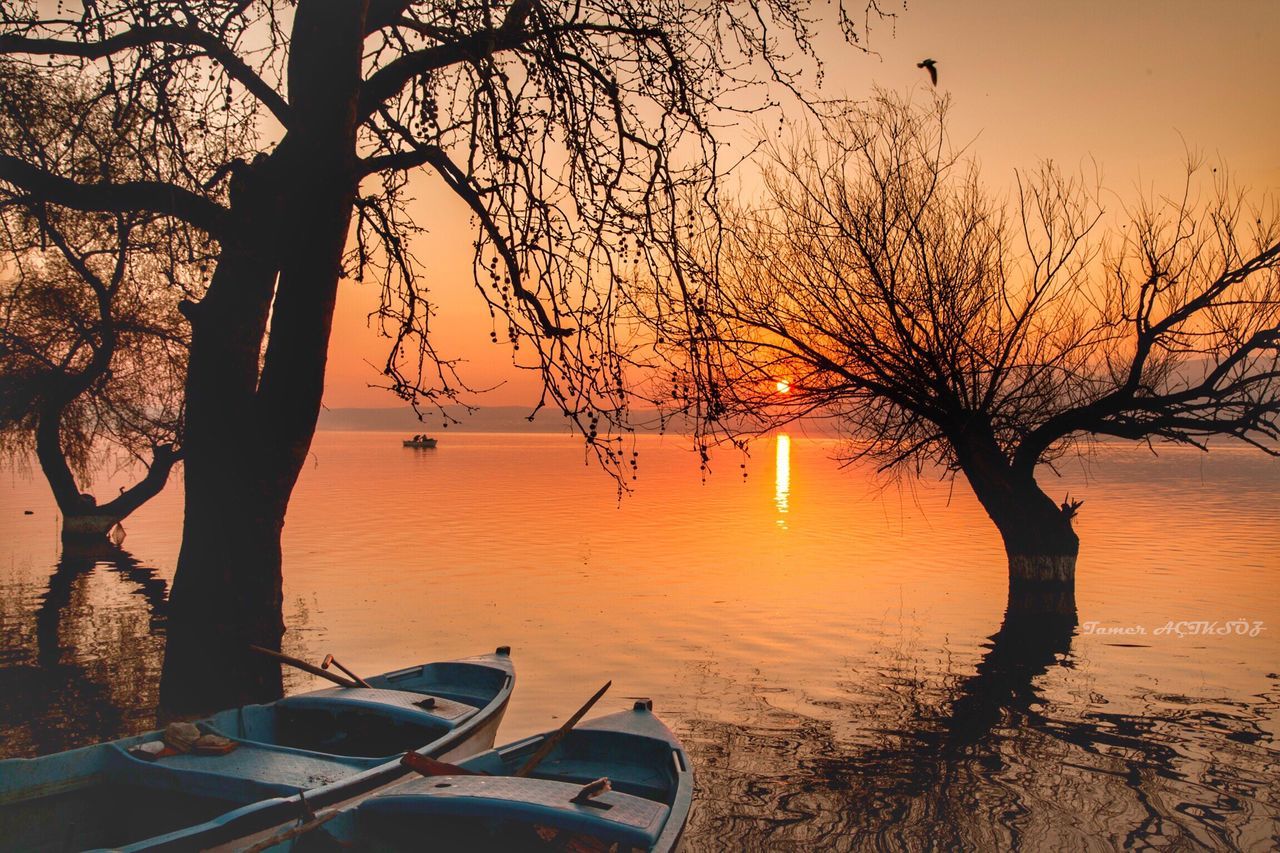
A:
0,155,229,238
0,26,292,127
97,443,184,519
376,140,573,337
365,0,416,35
358,25,536,122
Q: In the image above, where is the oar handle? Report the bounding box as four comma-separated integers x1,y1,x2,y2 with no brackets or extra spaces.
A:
322,654,372,688
248,645,358,689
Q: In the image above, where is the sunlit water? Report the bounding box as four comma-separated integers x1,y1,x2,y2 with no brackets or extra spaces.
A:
2,431,1278,850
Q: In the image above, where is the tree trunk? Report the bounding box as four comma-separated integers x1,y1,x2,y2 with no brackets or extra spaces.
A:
952,424,1080,585
34,376,181,543
160,0,367,713
160,501,289,711
159,224,284,711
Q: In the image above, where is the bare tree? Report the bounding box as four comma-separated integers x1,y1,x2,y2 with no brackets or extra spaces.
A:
0,64,206,540
0,215,192,538
663,94,1280,585
0,1,890,707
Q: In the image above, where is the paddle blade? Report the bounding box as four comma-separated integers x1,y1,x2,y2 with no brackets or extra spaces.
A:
401,752,481,777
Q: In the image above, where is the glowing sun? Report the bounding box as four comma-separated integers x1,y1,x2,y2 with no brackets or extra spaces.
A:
775,380,791,394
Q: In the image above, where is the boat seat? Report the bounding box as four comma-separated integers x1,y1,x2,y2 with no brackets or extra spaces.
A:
278,688,476,726
111,742,373,795
362,775,671,849
527,757,672,802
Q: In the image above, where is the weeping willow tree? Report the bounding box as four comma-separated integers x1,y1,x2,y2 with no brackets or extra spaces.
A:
0,65,208,540
0,214,194,538
660,94,1280,586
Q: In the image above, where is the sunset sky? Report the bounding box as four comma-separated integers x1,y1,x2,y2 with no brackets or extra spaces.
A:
324,0,1280,410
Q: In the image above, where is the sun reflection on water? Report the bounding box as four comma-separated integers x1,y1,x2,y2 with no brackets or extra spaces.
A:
774,433,791,526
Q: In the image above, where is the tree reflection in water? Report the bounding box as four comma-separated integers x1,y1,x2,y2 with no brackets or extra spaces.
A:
677,583,1279,851
2,549,1276,847
1,539,302,756
0,540,168,756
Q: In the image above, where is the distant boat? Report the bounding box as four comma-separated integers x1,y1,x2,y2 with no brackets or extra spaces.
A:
403,435,438,448
189,699,692,853
0,649,515,852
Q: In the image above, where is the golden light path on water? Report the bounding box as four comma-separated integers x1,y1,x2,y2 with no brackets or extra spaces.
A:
774,433,790,526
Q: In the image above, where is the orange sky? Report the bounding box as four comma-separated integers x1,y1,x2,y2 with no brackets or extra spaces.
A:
324,0,1280,409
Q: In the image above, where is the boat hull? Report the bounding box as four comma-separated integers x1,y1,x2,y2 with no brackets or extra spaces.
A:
213,701,692,853
0,649,514,853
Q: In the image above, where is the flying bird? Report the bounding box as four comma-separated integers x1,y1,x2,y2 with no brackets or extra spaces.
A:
917,58,937,86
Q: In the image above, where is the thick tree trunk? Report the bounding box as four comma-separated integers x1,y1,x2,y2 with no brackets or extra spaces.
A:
952,424,1080,585
160,0,367,713
987,480,1078,585
160,228,284,711
160,505,289,711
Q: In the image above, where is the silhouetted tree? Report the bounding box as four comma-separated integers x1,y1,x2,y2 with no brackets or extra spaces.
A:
0,1,889,707
664,94,1280,585
0,66,205,540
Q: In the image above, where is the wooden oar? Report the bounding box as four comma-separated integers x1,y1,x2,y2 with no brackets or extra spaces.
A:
322,653,371,688
516,680,611,777
239,809,340,853
247,644,358,689
400,681,613,781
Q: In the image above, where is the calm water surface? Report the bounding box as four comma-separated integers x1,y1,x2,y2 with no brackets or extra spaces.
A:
2,431,1278,850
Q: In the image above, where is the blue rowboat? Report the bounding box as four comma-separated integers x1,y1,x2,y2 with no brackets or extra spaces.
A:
196,698,692,853
0,648,514,852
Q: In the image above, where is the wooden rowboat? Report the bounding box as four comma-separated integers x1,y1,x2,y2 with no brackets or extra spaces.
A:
0,648,514,852
401,437,437,448
201,699,692,853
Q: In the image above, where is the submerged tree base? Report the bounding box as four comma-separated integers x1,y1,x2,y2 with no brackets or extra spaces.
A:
1007,574,1078,616
160,629,284,715
61,514,126,541
1008,552,1076,585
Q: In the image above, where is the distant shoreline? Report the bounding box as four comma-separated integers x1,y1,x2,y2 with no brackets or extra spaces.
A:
316,406,857,439
317,405,723,435
320,405,568,433
315,407,1280,453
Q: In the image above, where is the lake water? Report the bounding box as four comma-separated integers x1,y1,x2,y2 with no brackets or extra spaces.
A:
2,431,1278,849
